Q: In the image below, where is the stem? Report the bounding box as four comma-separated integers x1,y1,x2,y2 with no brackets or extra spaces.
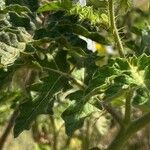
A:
107,112,150,150
124,88,134,124
107,126,126,150
44,67,87,90
84,84,108,103
127,112,150,137
106,86,149,150
85,120,90,149
50,116,58,150
62,137,71,150
102,103,124,127
0,110,18,150
108,0,125,57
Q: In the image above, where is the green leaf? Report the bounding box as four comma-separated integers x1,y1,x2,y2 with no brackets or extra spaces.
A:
37,0,72,13
0,42,25,68
88,32,109,45
5,0,39,12
86,55,150,107
132,88,150,111
140,29,150,55
13,75,62,137
72,24,109,45
0,0,5,9
37,1,62,13
119,0,132,14
0,91,21,105
14,49,70,137
0,26,31,69
35,11,109,45
70,3,108,25
88,0,107,9
83,54,98,84
115,58,130,70
9,12,31,29
0,4,31,15
0,4,34,30
61,0,72,10
137,54,150,70
86,66,117,93
62,101,98,136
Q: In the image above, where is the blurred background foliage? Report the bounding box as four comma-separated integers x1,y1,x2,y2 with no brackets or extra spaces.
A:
0,0,150,150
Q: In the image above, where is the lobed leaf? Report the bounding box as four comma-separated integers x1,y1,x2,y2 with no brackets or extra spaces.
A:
62,101,98,136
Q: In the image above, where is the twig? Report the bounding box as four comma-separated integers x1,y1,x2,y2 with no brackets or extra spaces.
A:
0,109,18,150
50,116,58,150
43,67,87,90
102,102,124,127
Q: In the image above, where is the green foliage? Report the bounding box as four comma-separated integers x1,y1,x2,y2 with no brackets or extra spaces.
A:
62,101,98,136
37,0,72,13
37,0,108,25
5,0,39,12
70,4,108,25
62,54,150,136
0,0,150,150
14,49,70,137
119,0,132,14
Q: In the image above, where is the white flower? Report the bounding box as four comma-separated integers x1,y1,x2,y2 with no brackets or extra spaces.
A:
79,0,86,7
79,35,114,55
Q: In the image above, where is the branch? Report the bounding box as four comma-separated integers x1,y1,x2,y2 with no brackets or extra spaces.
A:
0,109,18,150
124,88,134,124
43,67,87,90
107,111,150,150
127,111,150,137
108,0,125,57
102,102,124,127
107,126,126,150
50,116,58,150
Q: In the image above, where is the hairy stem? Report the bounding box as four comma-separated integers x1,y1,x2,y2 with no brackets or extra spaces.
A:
108,0,125,57
124,88,134,124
